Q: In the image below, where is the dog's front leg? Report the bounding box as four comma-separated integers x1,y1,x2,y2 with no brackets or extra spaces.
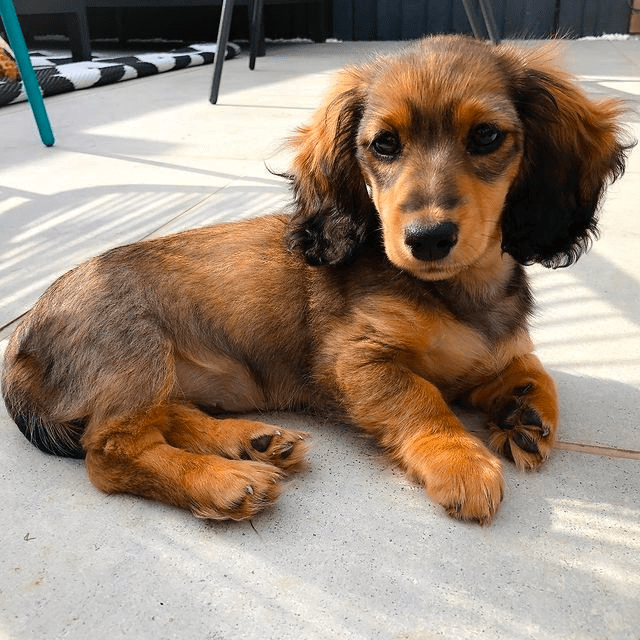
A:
332,351,504,524
467,353,559,470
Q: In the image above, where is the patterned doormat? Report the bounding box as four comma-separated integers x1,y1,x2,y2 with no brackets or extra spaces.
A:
0,42,239,108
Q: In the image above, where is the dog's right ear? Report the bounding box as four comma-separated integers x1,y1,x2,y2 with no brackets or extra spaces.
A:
284,65,376,266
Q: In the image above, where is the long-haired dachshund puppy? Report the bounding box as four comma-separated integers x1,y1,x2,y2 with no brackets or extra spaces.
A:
2,36,630,524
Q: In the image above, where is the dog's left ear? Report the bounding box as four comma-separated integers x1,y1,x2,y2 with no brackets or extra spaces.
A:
500,46,633,268
284,64,377,266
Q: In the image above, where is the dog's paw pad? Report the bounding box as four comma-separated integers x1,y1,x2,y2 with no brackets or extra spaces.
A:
511,430,540,454
488,386,556,470
250,434,274,452
242,426,309,472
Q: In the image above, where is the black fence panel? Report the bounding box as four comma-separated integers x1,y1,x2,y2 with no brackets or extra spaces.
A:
559,0,631,37
333,0,631,40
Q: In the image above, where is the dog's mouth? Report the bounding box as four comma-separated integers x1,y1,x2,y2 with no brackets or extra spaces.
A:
401,259,466,282
382,243,464,281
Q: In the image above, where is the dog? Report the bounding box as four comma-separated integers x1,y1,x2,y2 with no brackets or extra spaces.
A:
2,35,630,524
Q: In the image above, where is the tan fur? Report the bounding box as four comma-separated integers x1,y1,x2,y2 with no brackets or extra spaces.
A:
2,36,630,525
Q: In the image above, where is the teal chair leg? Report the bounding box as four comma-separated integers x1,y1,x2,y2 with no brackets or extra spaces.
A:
0,0,55,146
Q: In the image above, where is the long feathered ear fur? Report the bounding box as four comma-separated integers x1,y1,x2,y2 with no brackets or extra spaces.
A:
500,45,633,268
284,65,377,266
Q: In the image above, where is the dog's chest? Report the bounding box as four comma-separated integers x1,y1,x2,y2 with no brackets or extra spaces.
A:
414,312,494,383
408,293,529,391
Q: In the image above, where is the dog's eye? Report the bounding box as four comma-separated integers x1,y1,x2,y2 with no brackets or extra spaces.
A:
371,132,401,158
468,124,505,155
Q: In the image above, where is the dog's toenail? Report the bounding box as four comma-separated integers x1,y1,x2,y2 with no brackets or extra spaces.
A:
251,434,273,452
541,426,550,438
521,408,542,427
245,485,254,495
503,439,515,462
512,431,540,454
280,443,294,459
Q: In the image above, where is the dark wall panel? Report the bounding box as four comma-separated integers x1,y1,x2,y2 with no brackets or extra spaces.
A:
353,0,376,38
501,0,558,37
377,0,402,39
333,0,354,40
334,0,631,40
401,0,429,39
599,0,632,34
450,0,474,35
522,0,557,37
559,0,630,36
427,0,454,34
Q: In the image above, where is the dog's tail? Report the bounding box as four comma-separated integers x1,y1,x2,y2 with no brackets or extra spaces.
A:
2,388,86,459
2,333,87,459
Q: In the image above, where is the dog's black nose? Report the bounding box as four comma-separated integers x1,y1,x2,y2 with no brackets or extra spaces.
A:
405,222,458,261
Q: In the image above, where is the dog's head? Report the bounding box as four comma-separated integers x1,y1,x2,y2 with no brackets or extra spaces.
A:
285,36,631,279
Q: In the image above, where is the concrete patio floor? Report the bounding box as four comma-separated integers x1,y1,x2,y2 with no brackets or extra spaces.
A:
1,37,639,639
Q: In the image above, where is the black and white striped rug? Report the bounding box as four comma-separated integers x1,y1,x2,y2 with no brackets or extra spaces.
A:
0,42,239,107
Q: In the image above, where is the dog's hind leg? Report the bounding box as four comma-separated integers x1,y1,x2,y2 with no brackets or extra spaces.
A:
82,404,295,520
158,403,309,473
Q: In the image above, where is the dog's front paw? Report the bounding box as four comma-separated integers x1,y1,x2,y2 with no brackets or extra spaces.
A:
407,435,504,525
488,383,557,470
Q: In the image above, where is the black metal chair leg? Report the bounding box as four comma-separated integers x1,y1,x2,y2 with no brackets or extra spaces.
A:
461,0,500,44
249,0,264,71
460,0,483,39
64,4,91,61
478,0,500,44
210,0,235,104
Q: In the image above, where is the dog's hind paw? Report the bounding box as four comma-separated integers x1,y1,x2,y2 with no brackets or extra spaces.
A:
238,424,310,473
188,459,285,521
